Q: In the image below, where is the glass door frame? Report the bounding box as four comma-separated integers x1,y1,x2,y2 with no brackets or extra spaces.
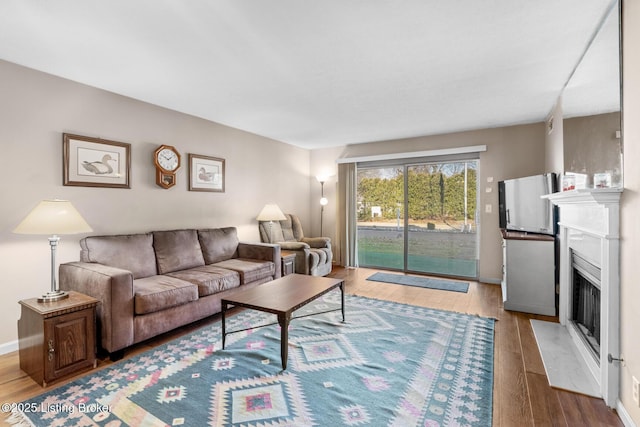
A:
356,154,480,280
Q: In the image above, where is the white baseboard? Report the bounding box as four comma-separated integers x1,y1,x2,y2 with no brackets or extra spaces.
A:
617,399,638,427
0,340,18,355
479,276,501,285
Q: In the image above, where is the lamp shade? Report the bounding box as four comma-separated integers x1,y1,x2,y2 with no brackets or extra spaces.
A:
256,203,286,221
13,199,93,235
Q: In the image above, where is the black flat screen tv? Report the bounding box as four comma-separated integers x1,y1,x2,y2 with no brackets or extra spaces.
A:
498,173,557,235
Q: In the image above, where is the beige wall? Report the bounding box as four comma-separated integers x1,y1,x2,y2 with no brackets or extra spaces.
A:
620,0,640,423
321,123,547,283
0,60,311,349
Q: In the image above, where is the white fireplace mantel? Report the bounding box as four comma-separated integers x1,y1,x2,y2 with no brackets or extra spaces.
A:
544,187,623,205
542,188,623,210
543,187,621,407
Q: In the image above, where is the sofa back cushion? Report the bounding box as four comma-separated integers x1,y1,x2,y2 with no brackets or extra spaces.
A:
198,227,239,264
80,233,157,279
153,229,205,274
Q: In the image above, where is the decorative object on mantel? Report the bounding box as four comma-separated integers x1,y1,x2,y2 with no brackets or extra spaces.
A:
13,199,92,302
188,153,225,192
256,203,286,243
593,172,612,188
154,144,181,189
561,174,575,191
63,133,131,188
561,172,587,191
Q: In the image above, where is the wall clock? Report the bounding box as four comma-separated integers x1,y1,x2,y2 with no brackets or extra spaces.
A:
154,144,181,189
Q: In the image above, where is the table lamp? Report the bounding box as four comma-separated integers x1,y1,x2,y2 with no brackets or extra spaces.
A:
13,199,93,302
256,203,286,243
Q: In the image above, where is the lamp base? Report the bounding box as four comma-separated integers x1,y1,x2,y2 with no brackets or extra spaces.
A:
37,290,69,303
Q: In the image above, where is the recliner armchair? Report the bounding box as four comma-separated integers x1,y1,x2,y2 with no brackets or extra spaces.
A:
259,213,332,276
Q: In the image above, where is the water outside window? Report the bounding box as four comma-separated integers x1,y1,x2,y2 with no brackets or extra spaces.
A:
357,160,478,279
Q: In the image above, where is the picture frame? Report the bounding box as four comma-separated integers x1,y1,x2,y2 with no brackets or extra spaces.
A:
188,153,225,192
63,133,131,188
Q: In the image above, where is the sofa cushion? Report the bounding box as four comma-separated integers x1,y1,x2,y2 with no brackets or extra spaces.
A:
80,233,157,279
198,227,239,264
213,259,275,284
133,275,199,315
153,229,205,274
167,265,241,297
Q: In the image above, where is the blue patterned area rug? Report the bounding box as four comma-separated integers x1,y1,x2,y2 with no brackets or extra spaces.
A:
367,272,470,293
7,293,494,427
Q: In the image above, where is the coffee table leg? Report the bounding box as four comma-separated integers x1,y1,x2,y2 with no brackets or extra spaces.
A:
278,313,290,370
221,301,227,350
340,282,345,322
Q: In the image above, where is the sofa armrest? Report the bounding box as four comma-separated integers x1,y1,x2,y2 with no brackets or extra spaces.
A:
301,237,331,249
59,262,135,353
237,242,281,278
278,241,310,250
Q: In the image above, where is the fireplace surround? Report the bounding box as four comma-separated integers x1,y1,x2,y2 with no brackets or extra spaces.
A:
545,188,621,407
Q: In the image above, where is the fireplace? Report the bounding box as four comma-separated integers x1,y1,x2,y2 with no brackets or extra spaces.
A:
571,251,601,361
545,188,621,407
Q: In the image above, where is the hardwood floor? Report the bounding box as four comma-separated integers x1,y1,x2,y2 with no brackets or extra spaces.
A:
0,266,623,426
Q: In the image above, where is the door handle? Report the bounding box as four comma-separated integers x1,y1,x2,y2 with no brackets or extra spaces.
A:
48,339,55,361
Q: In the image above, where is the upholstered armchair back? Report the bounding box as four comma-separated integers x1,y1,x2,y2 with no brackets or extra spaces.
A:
259,213,305,243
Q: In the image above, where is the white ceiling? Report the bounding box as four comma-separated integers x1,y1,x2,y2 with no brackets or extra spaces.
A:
0,1,620,149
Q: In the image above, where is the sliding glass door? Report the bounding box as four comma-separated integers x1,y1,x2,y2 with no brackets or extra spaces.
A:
406,161,478,277
356,167,405,270
357,159,478,279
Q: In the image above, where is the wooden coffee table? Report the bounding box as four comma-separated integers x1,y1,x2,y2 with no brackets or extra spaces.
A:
221,274,345,369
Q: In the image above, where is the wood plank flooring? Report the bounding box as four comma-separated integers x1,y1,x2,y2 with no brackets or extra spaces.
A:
0,266,623,426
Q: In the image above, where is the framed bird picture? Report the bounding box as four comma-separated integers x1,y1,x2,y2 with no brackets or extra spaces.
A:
188,153,225,192
63,133,131,188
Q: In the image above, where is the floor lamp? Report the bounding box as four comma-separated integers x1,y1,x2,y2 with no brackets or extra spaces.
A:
317,177,329,235
256,203,286,243
13,199,93,302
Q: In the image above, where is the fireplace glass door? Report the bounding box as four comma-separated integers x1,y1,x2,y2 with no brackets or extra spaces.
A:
571,251,602,360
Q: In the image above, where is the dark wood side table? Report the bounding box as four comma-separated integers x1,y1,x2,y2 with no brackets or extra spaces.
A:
281,250,297,276
18,291,99,387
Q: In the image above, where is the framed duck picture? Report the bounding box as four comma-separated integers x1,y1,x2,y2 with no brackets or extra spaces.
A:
188,153,225,192
63,133,131,188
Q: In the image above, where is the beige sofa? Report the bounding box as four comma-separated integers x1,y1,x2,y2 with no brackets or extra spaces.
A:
59,227,280,359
